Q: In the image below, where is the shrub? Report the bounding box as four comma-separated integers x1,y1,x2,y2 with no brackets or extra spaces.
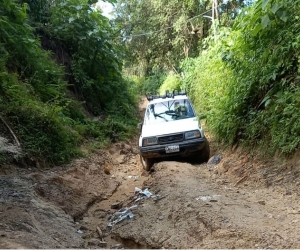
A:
159,73,182,94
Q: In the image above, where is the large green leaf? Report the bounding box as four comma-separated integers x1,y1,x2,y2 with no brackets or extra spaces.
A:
261,14,270,29
277,10,288,22
262,0,270,11
252,23,262,36
270,3,282,14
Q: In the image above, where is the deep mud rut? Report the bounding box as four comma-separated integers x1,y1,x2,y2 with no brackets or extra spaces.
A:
2,100,300,248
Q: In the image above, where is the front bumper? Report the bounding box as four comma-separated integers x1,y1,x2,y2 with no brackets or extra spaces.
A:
139,137,205,159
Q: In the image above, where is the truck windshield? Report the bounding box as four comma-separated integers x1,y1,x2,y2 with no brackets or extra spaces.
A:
144,99,195,124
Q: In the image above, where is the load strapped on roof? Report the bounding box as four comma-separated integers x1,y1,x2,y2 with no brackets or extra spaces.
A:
146,90,187,101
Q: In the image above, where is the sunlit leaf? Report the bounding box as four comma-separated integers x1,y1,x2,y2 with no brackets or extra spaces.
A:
270,3,282,14
261,15,270,29
265,99,271,107
262,0,270,10
252,23,262,36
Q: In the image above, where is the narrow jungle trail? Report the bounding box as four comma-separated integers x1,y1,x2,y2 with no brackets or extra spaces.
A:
1,100,300,248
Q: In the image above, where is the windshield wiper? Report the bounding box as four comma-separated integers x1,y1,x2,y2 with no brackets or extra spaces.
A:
154,113,168,122
164,110,179,116
154,111,180,121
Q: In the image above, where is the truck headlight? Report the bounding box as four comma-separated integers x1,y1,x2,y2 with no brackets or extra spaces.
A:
185,130,201,139
142,137,158,146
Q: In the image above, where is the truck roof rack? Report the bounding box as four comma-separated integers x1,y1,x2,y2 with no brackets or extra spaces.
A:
146,90,187,101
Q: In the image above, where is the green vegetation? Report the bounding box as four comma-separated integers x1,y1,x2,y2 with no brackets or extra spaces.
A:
159,73,182,95
115,0,253,77
1,0,300,165
0,0,139,165
117,0,300,157
182,0,300,155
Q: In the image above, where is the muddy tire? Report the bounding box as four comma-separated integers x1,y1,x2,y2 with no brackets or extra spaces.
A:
140,155,154,171
191,138,210,164
195,137,210,163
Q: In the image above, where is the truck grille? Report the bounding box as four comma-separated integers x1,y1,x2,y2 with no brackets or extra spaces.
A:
158,133,184,144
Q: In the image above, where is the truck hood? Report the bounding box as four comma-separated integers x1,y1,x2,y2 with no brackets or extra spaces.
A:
141,118,199,137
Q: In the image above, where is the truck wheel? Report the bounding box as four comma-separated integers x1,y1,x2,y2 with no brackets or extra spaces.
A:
140,155,154,171
196,137,210,163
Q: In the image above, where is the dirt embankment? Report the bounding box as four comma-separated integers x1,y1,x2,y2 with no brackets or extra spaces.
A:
1,97,300,248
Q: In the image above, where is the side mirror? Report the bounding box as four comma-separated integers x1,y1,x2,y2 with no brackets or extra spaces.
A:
198,114,206,120
137,122,143,131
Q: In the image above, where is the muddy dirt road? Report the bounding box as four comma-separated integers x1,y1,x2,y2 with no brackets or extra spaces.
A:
1,101,300,248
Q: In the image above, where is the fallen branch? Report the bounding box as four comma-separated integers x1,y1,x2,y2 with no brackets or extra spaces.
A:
0,114,21,147
96,226,103,238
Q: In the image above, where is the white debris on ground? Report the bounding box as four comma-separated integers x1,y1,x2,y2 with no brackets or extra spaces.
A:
195,194,221,202
107,205,137,227
107,187,165,227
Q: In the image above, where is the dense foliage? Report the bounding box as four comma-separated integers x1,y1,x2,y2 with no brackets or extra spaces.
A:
115,0,204,75
0,0,138,165
131,0,300,154
114,0,254,100
221,0,300,154
2,0,299,164
115,0,254,77
182,0,300,155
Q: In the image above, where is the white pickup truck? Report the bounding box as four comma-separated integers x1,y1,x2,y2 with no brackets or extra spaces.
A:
138,90,210,170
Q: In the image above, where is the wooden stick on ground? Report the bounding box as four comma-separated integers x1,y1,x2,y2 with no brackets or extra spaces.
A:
96,226,103,238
